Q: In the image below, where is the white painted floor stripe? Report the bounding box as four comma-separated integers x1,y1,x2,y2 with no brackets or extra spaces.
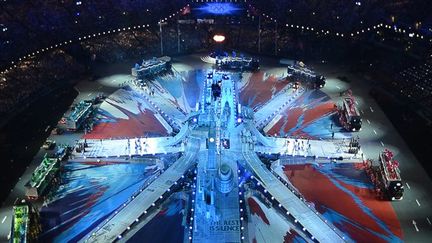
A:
380,141,385,147
87,92,92,97
373,129,377,135
1,216,6,224
416,199,421,207
406,182,410,189
413,221,419,232
367,119,370,124
370,106,374,112
427,217,431,225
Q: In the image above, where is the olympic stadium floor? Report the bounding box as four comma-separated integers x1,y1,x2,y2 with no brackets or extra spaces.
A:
0,53,431,242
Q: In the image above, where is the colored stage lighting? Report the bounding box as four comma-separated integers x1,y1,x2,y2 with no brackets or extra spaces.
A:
196,3,241,15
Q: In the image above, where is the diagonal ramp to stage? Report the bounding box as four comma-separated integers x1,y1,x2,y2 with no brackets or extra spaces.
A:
80,137,201,243
241,141,350,243
130,85,187,131
253,85,304,130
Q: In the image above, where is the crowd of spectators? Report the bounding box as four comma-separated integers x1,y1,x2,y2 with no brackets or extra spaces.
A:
81,30,161,63
369,55,432,177
0,50,84,116
0,0,431,123
1,0,431,67
0,0,188,65
392,58,432,116
249,0,432,34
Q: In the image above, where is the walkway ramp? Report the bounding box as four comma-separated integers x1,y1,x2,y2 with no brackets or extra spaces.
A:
80,137,200,243
75,124,191,158
242,143,348,243
254,86,304,129
254,137,363,162
130,85,187,131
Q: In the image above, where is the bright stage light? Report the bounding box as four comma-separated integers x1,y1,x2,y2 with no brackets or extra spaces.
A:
213,34,226,43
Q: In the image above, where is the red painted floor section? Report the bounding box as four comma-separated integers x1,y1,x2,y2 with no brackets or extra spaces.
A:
283,164,403,242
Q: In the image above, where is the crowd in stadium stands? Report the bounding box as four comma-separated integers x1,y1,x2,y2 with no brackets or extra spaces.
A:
0,51,84,115
249,0,432,33
392,59,432,112
0,0,188,64
0,0,431,121
81,31,160,63
1,0,431,65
